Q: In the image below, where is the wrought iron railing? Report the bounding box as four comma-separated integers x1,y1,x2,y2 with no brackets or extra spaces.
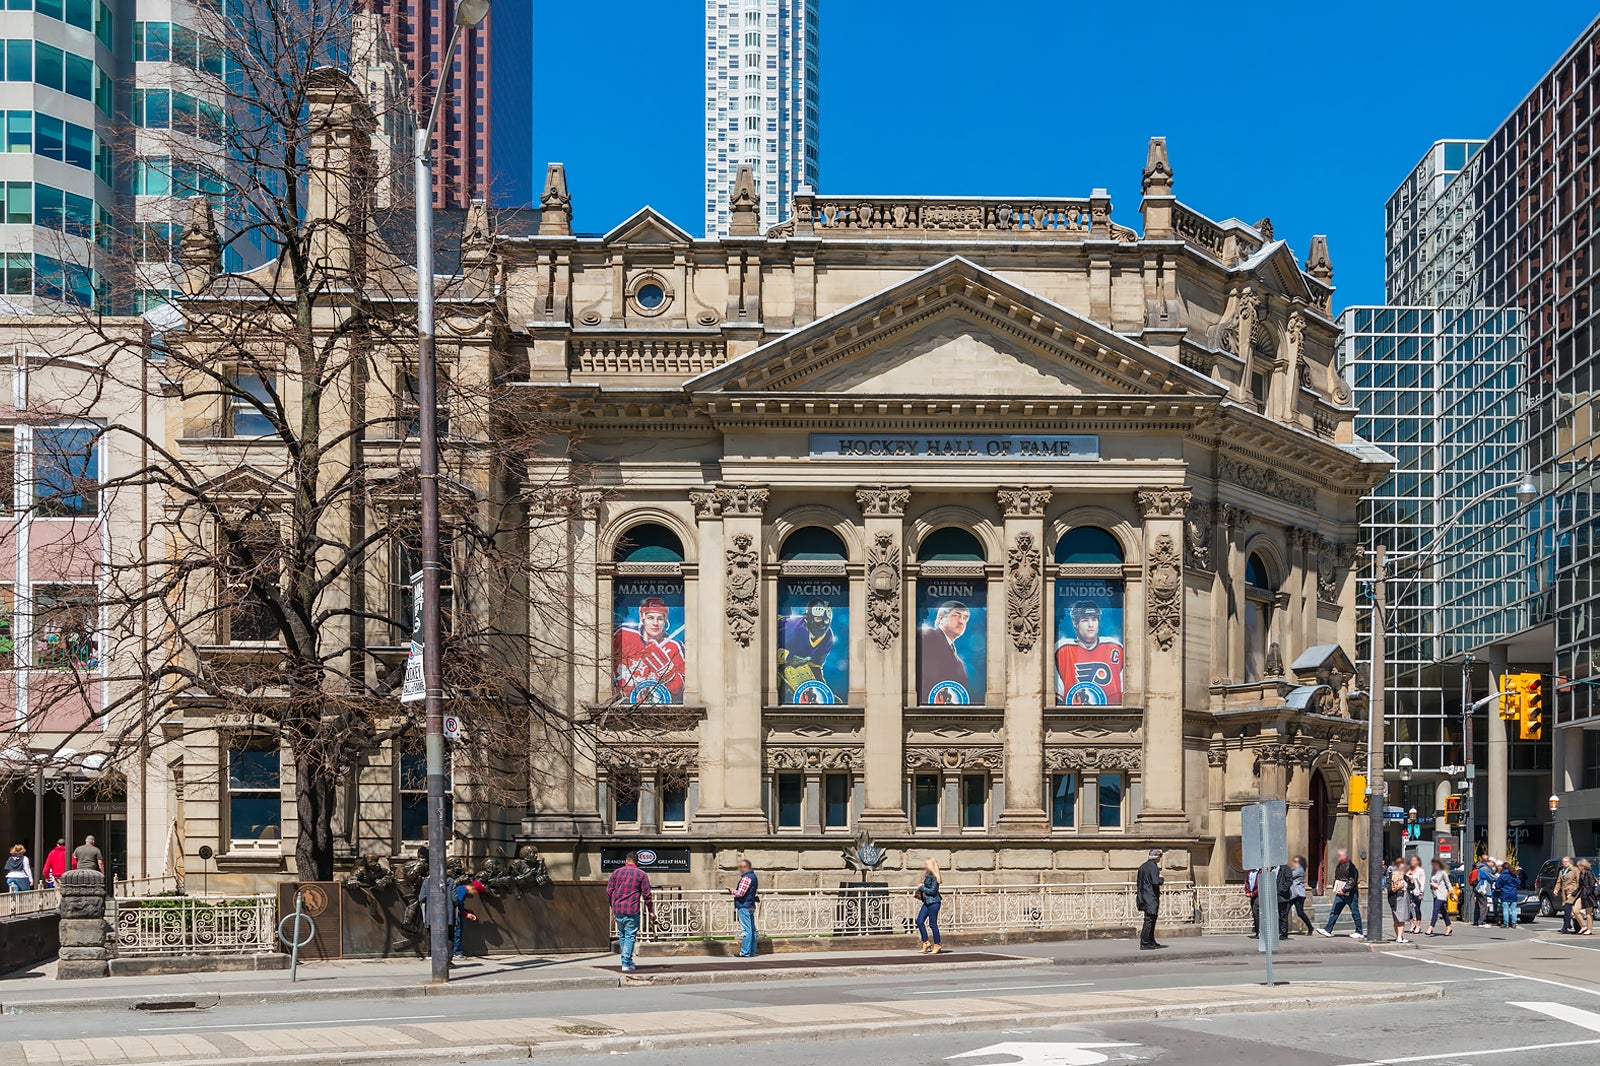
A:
114,875,183,899
2,886,60,918
112,894,275,956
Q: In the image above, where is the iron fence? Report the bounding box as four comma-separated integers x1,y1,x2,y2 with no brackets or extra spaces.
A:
2,886,60,919
111,894,276,956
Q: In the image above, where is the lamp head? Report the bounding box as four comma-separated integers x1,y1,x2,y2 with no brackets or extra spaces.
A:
455,0,491,28
1550,794,1561,813
1516,478,1539,507
1398,755,1413,781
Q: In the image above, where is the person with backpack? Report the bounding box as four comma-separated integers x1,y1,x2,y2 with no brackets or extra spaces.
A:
1475,858,1497,925
4,843,32,892
1316,849,1365,939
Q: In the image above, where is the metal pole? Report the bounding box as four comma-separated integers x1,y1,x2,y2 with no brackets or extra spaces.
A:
1367,545,1387,942
416,119,449,984
1462,658,1475,872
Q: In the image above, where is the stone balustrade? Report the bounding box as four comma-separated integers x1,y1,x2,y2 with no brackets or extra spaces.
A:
772,193,1126,240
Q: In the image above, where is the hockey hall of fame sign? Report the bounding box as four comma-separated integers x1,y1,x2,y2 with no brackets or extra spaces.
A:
809,433,1100,461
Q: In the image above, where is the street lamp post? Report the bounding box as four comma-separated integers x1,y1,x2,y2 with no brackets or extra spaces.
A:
417,0,491,985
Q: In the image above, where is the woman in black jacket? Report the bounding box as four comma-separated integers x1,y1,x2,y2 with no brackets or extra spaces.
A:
1578,858,1596,936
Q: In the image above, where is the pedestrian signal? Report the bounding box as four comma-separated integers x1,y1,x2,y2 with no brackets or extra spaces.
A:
1498,675,1524,721
1519,673,1544,740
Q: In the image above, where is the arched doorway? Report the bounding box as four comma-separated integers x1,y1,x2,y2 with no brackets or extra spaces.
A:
1310,772,1332,892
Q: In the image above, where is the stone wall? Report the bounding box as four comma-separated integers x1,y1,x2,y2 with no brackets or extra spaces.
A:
0,913,59,975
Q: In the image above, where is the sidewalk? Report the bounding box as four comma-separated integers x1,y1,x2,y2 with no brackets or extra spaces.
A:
0,979,1442,1066
0,933,1375,1016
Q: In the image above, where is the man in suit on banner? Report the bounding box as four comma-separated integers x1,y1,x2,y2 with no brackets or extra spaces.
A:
919,600,972,704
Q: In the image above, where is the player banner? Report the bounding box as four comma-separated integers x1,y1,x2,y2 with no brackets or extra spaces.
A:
917,579,987,705
777,578,849,704
612,579,686,705
1054,577,1124,705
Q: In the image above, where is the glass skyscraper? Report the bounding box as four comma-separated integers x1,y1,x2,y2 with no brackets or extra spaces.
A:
1343,16,1600,861
703,0,819,237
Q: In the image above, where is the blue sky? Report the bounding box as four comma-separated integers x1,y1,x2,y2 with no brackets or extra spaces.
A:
531,2,1598,309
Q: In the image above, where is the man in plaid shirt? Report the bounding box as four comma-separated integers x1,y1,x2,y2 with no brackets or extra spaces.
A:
606,851,655,973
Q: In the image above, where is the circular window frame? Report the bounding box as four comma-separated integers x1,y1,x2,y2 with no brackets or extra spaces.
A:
627,273,674,317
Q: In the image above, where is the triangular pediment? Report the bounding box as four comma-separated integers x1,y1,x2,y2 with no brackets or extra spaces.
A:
1236,240,1314,302
602,207,695,247
688,257,1226,399
195,464,292,501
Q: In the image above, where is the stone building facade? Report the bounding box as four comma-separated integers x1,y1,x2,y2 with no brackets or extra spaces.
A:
512,145,1390,889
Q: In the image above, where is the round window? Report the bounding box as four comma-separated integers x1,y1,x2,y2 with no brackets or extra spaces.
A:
635,283,666,310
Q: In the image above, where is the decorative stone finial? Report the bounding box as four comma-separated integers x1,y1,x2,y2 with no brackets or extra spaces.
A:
1306,234,1333,284
178,196,221,293
1142,136,1174,196
728,164,761,237
460,197,492,267
539,163,571,236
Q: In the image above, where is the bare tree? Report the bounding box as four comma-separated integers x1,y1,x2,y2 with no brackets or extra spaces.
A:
0,0,585,881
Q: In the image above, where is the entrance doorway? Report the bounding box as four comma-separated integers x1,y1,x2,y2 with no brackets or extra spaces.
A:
1310,771,1334,892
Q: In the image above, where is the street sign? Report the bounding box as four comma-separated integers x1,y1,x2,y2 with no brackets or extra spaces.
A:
400,570,425,704
1382,806,1407,823
1437,836,1457,861
443,714,462,740
1241,799,1289,869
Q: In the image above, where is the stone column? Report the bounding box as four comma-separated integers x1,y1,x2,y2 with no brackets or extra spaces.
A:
996,487,1051,834
706,484,768,832
55,869,108,979
1138,487,1189,828
857,486,910,831
1205,746,1228,885
1487,645,1509,860
1221,504,1250,682
560,490,605,829
690,488,728,816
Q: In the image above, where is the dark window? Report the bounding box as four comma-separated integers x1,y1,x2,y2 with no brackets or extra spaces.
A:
661,782,688,825
222,523,280,643
823,773,849,829
775,772,802,829
32,426,97,516
961,774,987,829
228,741,281,843
779,526,846,560
1051,772,1076,828
918,527,984,562
913,773,941,828
228,372,275,437
1099,773,1124,828
1055,527,1124,565
614,523,685,564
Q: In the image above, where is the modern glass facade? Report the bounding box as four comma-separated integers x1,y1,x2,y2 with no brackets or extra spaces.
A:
704,0,820,237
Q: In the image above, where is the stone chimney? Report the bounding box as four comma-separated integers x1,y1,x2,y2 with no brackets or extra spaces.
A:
539,163,572,236
304,67,376,279
1140,136,1175,239
727,165,761,237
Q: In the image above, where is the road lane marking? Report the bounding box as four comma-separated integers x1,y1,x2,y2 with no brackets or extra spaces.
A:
1512,1001,1600,1033
909,982,1096,995
1531,937,1600,952
137,1013,452,1033
1336,1037,1600,1065
1378,952,1600,997
949,1041,1139,1065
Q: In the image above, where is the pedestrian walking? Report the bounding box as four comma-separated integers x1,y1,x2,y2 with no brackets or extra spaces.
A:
1288,855,1314,935
1387,857,1412,943
1317,849,1365,940
606,851,655,974
1495,861,1521,928
1275,861,1294,939
1245,867,1261,937
915,857,943,954
41,839,66,888
1556,855,1581,934
729,858,759,958
1426,858,1453,936
5,843,32,892
1137,848,1165,950
1406,856,1426,935
1577,858,1596,935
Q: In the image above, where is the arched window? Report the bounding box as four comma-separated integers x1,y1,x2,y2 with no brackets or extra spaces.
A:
611,523,686,705
1054,526,1125,707
915,527,987,706
1244,552,1276,683
776,526,849,705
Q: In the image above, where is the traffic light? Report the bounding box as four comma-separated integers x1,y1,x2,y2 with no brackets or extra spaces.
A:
1520,673,1544,740
1499,674,1524,721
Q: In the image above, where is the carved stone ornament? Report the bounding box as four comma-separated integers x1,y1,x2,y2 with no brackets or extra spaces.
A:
997,486,1052,518
1254,743,1319,770
1045,746,1143,772
1006,532,1043,653
1286,309,1305,348
1317,539,1339,601
1137,487,1191,519
1145,533,1182,652
857,485,911,518
1217,458,1316,510
1265,641,1284,678
1184,500,1213,571
906,747,1003,772
866,530,902,650
1206,749,1227,769
601,745,698,772
692,484,770,520
1219,502,1252,530
768,746,863,771
725,533,760,646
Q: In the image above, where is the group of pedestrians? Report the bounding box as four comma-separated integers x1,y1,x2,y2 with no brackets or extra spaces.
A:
1467,855,1526,927
602,848,1172,966
1553,855,1598,935
5,836,99,891
1244,854,1315,938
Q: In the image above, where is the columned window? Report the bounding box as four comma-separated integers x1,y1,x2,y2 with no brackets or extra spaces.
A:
1050,772,1077,829
1244,553,1275,682
1053,528,1125,706
912,773,941,830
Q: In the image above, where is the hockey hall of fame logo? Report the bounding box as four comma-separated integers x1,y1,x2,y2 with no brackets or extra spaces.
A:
790,679,838,705
627,680,674,705
926,679,971,705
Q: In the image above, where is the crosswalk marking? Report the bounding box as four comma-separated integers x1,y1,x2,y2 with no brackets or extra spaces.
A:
1512,1001,1600,1033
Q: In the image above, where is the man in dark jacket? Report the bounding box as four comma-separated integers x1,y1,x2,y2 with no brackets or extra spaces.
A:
1136,848,1164,949
1316,849,1365,939
1276,863,1295,939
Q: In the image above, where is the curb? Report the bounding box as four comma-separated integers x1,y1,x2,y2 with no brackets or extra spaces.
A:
95,982,1446,1066
0,954,1048,1015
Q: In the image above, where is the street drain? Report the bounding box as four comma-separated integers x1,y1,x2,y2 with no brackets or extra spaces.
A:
554,1024,619,1037
132,1000,209,1012
1197,961,1250,967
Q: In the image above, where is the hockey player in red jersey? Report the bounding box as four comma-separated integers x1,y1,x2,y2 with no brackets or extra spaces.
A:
1055,600,1123,705
613,597,685,703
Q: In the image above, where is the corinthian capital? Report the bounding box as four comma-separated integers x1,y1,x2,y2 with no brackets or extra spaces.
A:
1137,487,1191,518
997,486,1052,518
856,485,911,517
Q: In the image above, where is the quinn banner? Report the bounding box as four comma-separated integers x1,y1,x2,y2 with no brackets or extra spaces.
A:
916,579,988,705
777,578,849,704
1054,577,1124,705
612,579,686,705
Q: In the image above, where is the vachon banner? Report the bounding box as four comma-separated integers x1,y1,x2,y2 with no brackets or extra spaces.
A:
776,577,850,704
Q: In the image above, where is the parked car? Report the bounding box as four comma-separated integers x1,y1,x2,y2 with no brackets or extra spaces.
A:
1534,857,1600,918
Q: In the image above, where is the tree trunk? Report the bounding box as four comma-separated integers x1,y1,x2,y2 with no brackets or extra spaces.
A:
293,753,336,882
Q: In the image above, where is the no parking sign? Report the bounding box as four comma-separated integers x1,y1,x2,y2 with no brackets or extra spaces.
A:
443,714,463,739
